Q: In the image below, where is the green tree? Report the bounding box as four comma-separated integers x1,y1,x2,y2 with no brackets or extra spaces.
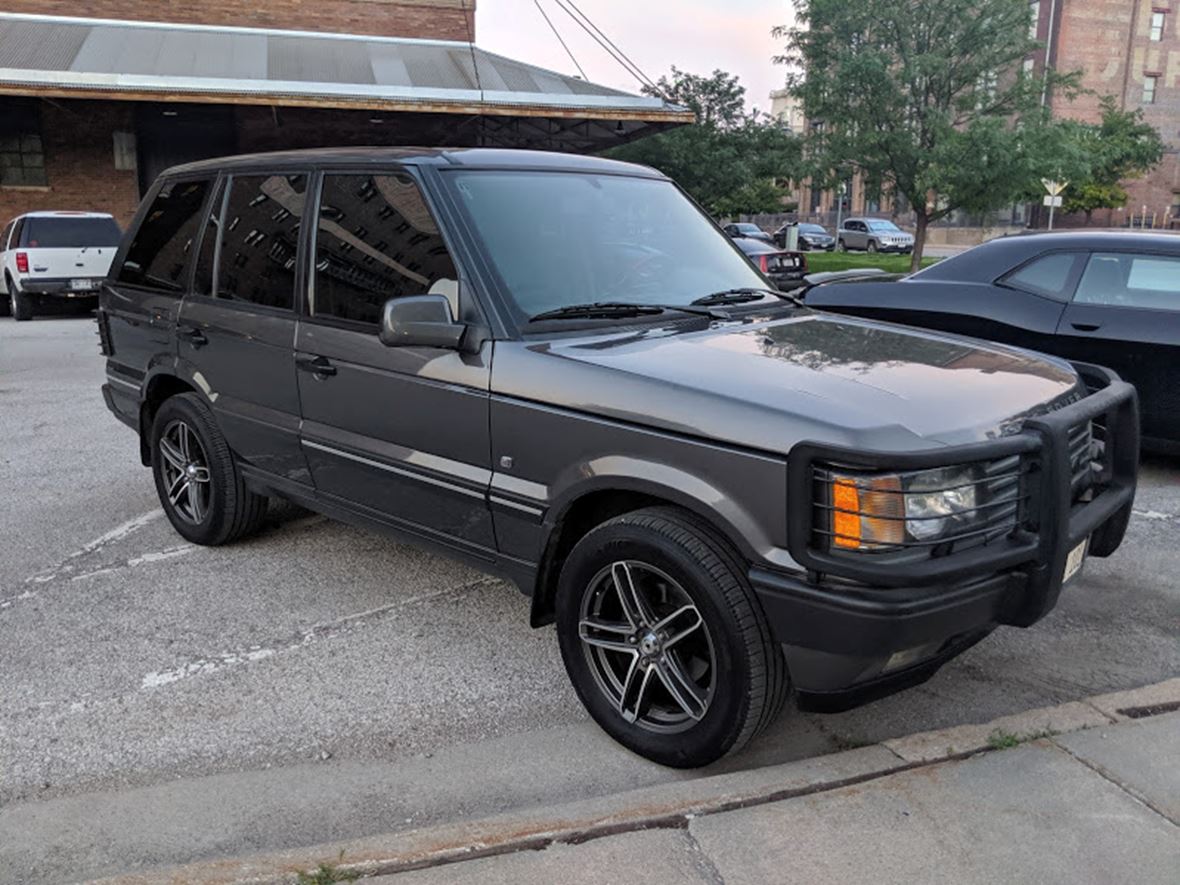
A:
777,0,1083,270
1062,97,1165,220
606,68,801,217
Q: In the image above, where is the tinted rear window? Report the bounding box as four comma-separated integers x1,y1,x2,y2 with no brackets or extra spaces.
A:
23,216,121,248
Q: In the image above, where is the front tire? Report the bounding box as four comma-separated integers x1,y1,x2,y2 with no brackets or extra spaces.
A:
867,240,878,253
555,507,788,767
150,393,269,546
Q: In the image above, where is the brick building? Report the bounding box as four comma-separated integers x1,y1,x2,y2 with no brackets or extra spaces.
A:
780,0,1180,231
0,4,689,228
1036,0,1180,227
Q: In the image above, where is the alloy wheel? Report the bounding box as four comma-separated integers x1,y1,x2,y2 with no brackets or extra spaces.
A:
578,560,716,733
158,419,212,524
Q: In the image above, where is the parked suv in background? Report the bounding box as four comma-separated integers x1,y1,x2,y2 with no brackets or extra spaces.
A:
837,217,914,254
99,149,1137,768
1,211,122,320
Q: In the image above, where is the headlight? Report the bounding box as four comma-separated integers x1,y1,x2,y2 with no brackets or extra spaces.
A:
827,465,985,551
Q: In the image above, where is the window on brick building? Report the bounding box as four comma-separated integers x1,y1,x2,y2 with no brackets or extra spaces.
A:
1143,75,1158,104
1150,11,1165,41
0,101,47,188
1029,1,1040,38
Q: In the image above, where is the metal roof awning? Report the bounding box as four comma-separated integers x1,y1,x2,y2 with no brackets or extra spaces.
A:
0,12,692,124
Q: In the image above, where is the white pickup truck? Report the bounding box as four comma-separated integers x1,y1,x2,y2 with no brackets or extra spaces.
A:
1,211,122,320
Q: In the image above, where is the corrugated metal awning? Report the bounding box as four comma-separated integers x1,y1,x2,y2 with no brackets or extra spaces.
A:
0,12,691,122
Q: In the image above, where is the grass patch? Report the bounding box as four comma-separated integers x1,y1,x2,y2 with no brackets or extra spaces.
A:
986,727,1058,750
804,251,940,274
295,860,359,884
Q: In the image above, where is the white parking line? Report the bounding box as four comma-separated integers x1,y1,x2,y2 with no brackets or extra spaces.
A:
24,509,164,584
138,578,500,691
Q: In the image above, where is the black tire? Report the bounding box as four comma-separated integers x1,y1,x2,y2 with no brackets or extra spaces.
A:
1089,501,1132,558
836,239,845,253
9,280,32,321
0,287,8,317
150,392,269,546
867,240,878,253
555,507,789,768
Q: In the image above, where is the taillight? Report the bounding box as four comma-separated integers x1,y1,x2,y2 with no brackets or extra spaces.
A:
759,255,769,273
15,252,28,273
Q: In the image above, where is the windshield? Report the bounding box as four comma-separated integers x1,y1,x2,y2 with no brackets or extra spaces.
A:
867,220,902,232
23,216,121,248
446,171,767,322
800,224,827,234
737,224,761,233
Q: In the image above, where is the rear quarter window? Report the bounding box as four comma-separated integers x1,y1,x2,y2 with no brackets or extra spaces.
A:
117,178,211,292
1000,252,1080,300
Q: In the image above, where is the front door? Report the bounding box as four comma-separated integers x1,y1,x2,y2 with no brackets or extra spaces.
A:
295,169,495,553
176,171,310,484
1054,250,1180,445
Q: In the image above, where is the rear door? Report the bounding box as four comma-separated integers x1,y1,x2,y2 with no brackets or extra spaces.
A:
177,170,311,483
295,168,495,553
1055,250,1180,445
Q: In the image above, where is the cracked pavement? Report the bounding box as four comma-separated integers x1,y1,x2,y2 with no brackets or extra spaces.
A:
1,318,1178,882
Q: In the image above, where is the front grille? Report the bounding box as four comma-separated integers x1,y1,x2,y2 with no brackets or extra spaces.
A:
1068,420,1097,502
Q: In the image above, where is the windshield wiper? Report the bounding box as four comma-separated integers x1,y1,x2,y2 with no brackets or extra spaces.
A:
693,287,805,307
528,301,729,323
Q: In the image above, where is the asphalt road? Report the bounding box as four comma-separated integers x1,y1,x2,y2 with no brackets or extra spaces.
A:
2,317,1178,882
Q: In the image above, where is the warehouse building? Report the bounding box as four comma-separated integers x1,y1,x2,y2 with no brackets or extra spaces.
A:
0,2,690,226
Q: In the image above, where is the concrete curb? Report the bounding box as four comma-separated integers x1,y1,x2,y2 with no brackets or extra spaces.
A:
92,677,1180,885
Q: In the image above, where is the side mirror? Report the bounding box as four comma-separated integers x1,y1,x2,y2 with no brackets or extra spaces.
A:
379,295,465,350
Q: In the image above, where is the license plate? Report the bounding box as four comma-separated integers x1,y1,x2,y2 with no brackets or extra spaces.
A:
1063,539,1088,585
70,278,96,291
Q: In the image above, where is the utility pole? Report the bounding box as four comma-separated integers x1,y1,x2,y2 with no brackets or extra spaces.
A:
835,181,847,235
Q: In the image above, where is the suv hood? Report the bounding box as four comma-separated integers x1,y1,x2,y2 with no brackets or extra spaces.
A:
495,312,1081,451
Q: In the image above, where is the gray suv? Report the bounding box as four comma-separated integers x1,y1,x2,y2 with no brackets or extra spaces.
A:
99,148,1138,768
837,217,915,253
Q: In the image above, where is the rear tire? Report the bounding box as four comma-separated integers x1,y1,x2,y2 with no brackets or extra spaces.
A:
555,507,789,768
836,239,845,252
10,281,32,321
150,393,269,546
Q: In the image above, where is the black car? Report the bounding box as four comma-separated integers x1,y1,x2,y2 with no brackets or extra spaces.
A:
733,237,808,289
805,231,1180,451
723,222,773,244
775,222,835,251
99,149,1136,767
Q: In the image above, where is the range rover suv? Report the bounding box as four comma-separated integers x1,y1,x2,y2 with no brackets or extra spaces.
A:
99,149,1138,768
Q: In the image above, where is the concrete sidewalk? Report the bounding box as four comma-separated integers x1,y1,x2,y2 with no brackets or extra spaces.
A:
92,679,1179,885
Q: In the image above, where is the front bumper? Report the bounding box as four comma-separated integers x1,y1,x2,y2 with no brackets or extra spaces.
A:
874,243,913,253
754,362,1139,709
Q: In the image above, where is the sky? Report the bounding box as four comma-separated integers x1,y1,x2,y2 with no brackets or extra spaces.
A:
475,0,792,114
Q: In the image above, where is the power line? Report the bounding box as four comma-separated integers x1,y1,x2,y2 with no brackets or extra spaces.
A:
561,0,658,90
549,0,659,93
533,0,588,80
458,0,483,96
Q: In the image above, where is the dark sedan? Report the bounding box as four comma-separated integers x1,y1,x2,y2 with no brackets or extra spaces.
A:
733,237,808,290
805,231,1180,450
775,222,836,251
723,222,774,244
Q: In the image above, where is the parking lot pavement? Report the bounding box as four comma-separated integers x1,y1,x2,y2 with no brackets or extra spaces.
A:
2,318,1179,881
